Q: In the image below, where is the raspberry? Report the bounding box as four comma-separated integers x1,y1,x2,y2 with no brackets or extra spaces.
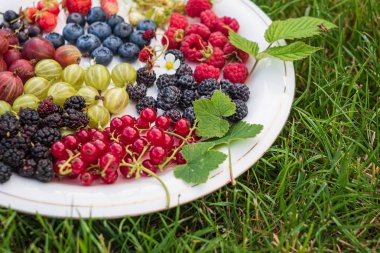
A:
157,86,182,111
201,46,226,69
0,113,20,137
183,107,196,124
0,162,12,183
225,83,250,102
228,100,248,122
143,29,156,41
194,63,220,83
223,63,249,84
35,159,54,182
33,127,61,147
139,46,155,63
62,109,89,129
136,67,156,87
169,13,189,30
223,42,249,63
156,74,178,90
185,0,212,18
214,16,240,36
19,108,40,126
200,10,218,30
19,159,37,178
185,23,211,40
176,63,193,77
162,27,185,50
166,49,185,63
180,34,206,62
198,78,220,96
2,149,25,168
64,96,86,111
180,89,197,109
177,75,197,90
127,83,147,101
208,32,228,49
136,96,157,114
164,109,182,123
41,113,63,128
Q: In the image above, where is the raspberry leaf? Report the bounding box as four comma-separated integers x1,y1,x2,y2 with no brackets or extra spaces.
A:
256,42,321,61
174,143,227,184
193,90,236,138
228,30,259,57
265,17,337,43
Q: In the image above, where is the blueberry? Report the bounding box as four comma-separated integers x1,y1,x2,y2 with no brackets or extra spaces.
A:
118,43,140,62
103,35,123,55
2,10,19,23
63,23,84,44
86,7,107,25
88,22,112,41
45,32,65,49
113,22,133,41
67,12,86,27
10,21,23,31
91,47,113,66
136,19,157,31
76,34,101,54
107,15,124,29
28,25,42,37
130,30,150,49
17,31,29,44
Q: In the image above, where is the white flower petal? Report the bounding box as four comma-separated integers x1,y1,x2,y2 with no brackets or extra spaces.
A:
166,53,176,62
173,59,181,69
167,69,176,75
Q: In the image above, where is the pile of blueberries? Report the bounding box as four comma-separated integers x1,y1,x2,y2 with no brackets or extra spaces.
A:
45,7,156,66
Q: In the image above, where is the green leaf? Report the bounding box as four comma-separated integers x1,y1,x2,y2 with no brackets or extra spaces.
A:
194,90,236,138
174,143,227,184
208,121,264,146
229,30,259,57
265,17,338,43
256,42,321,61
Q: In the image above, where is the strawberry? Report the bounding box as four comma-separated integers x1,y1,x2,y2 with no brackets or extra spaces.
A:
185,0,212,18
101,0,118,17
22,7,38,24
208,32,228,49
194,63,220,83
37,0,60,16
223,42,249,63
223,63,248,84
63,0,92,16
36,11,57,33
169,13,189,30
200,45,226,69
214,16,240,36
185,23,211,40
162,27,185,50
180,34,207,62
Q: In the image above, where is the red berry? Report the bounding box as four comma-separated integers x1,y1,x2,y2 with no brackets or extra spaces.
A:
155,115,171,130
63,135,80,150
136,117,150,129
119,126,139,145
201,46,226,69
80,142,99,163
121,115,135,127
110,117,124,132
80,172,94,186
37,0,60,16
208,32,228,49
162,27,185,50
51,141,69,159
223,63,249,84
223,42,249,63
70,157,87,175
99,153,119,175
149,146,168,165
180,34,206,62
63,0,92,16
200,9,218,30
169,13,189,30
91,130,109,143
139,46,154,63
120,156,134,179
36,11,58,33
92,140,107,155
175,152,187,164
214,16,240,36
162,133,174,150
140,107,157,123
22,7,38,24
103,127,111,136
185,0,212,18
194,63,220,83
108,142,126,160
175,119,191,136
141,159,158,176
54,160,66,174
132,138,148,154
101,0,119,17
147,127,165,146
185,23,211,40
101,171,118,184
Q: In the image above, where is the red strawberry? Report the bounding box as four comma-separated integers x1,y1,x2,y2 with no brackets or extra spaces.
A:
194,63,220,83
208,32,228,49
223,42,249,63
36,11,58,32
200,45,225,69
169,13,189,30
63,0,92,16
214,16,240,36
223,63,248,84
37,0,60,16
101,0,118,17
22,7,38,24
185,0,212,18
185,23,211,40
139,46,155,63
162,27,185,50
180,34,207,62
200,10,218,30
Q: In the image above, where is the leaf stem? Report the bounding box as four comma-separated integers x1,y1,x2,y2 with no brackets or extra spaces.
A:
228,143,236,186
140,167,171,209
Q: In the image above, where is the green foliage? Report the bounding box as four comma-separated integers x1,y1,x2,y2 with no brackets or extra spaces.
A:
257,42,321,61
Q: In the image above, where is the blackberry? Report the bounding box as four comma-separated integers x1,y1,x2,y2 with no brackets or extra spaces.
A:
0,113,20,137
176,64,193,77
62,109,89,129
226,83,250,102
38,98,63,118
220,79,233,93
31,143,51,160
22,125,39,138
33,127,61,147
35,159,54,183
166,49,185,63
136,96,157,114
2,149,25,168
183,107,196,124
64,96,86,111
156,74,178,90
228,100,248,122
157,86,182,111
10,135,31,151
164,108,182,123
19,108,40,126
179,89,197,109
136,67,156,87
198,78,220,96
0,162,12,183
177,75,197,90
127,83,147,101
18,159,37,178
0,137,13,150
41,113,63,128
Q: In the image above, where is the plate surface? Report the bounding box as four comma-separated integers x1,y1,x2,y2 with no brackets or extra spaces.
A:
0,0,295,218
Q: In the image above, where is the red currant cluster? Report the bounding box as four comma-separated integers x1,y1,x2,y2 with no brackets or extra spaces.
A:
51,108,199,186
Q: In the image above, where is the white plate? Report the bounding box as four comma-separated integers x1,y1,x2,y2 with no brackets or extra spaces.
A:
0,0,295,218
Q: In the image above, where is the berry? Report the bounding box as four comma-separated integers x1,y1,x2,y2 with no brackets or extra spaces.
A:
140,107,157,123
136,96,157,114
157,86,182,111
209,32,228,49
180,89,197,109
107,15,124,29
88,22,112,42
137,19,157,31
45,32,65,49
80,142,99,163
156,74,178,90
194,63,220,83
180,34,206,62
129,30,150,49
0,162,12,183
91,46,113,66
186,23,211,40
162,133,174,150
175,152,187,164
162,27,185,50
63,135,80,150
37,97,62,118
17,32,29,45
99,153,119,175
132,138,147,154
86,7,107,25
19,108,40,126
37,11,58,33
2,149,25,168
214,16,240,36
110,117,124,132
19,159,37,178
139,46,155,63
63,0,92,16
223,42,249,63
225,83,250,102
80,172,94,186
185,0,212,18
76,129,90,143
0,113,20,137
33,127,61,146
119,126,139,145
176,64,193,77
113,22,133,41
135,117,149,129
146,128,164,146
155,116,171,131
198,78,220,96
64,96,86,111
41,113,63,128
103,35,123,54
228,100,248,122
2,10,19,23
67,12,86,27
108,142,125,160
28,25,42,37
201,46,225,69
164,108,182,123
175,118,191,136
37,0,60,16
91,131,109,143
22,125,39,138
220,79,233,93
169,13,189,30
183,106,196,124
223,63,249,84
121,115,135,127
149,146,167,165
35,159,54,182
118,42,140,62
76,34,101,54
22,7,38,24
70,157,87,175
62,109,89,129
92,140,107,155
136,67,156,87
51,141,69,159
126,83,147,101
200,10,218,30
141,159,158,176
177,75,197,90
166,49,185,64
31,143,51,160
101,171,118,184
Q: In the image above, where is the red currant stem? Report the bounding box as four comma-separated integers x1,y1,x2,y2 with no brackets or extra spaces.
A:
58,152,81,176
139,166,170,208
164,131,186,141
86,165,99,173
228,143,236,186
100,158,114,177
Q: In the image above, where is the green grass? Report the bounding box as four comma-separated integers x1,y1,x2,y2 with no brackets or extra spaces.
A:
1,0,379,252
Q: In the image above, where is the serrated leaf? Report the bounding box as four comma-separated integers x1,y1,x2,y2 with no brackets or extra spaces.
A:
229,30,259,57
209,121,264,146
265,17,337,43
194,90,236,138
256,42,321,61
174,143,227,184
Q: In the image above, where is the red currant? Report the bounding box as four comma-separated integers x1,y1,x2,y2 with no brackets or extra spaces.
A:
119,126,139,145
80,172,94,186
132,138,148,154
175,152,187,164
175,118,191,136
110,117,124,132
155,115,171,130
162,133,174,149
121,115,135,126
91,130,109,143
103,127,111,136
149,146,168,165
63,135,80,150
70,157,87,175
108,142,126,160
80,142,99,163
91,140,107,155
146,127,164,146
51,141,69,159
101,171,118,184
140,107,157,123
53,160,66,174
76,129,90,143
141,159,158,176
136,117,150,129
99,153,120,175
120,165,134,179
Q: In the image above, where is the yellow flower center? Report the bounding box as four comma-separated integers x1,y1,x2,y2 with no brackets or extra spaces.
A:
166,61,174,70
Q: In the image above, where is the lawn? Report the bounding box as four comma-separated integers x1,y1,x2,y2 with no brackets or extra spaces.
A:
1,0,379,252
